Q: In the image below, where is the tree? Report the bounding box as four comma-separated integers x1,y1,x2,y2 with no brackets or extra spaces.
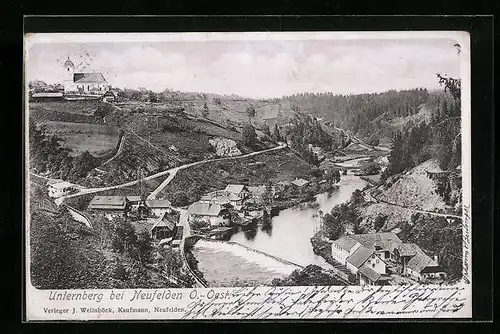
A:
246,104,256,117
373,214,388,232
135,231,153,264
322,213,343,240
360,161,381,175
272,124,282,142
262,124,271,137
170,191,190,207
202,102,209,118
242,124,257,147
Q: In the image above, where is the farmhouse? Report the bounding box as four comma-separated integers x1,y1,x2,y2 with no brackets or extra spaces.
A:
62,56,110,95
394,245,445,282
224,184,250,199
332,232,446,284
187,201,230,227
331,235,388,284
145,199,172,217
150,211,178,241
47,181,78,198
88,196,127,211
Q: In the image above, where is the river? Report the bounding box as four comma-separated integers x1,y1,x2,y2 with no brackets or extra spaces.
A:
191,171,368,286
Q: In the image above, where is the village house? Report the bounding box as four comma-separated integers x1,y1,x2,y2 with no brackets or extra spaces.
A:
223,184,250,209
150,211,178,242
145,199,172,217
62,56,110,95
88,196,128,220
201,191,232,206
332,232,446,284
394,244,445,282
224,184,250,199
187,201,230,227
47,181,78,198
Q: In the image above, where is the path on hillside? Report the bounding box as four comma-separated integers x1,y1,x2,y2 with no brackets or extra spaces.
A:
100,132,126,166
365,187,461,219
55,144,286,206
147,144,287,200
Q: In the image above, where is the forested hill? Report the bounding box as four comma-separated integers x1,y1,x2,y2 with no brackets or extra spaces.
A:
273,88,453,142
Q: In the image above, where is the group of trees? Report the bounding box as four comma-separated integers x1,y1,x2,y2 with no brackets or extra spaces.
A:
241,123,257,147
383,75,462,178
284,115,332,166
322,189,365,240
110,219,153,265
271,264,343,286
276,88,429,139
29,121,100,182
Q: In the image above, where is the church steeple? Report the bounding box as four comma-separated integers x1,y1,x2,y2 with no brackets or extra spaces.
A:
63,55,75,69
62,55,75,93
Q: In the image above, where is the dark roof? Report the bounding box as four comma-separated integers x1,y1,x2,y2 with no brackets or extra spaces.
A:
346,246,374,268
406,251,439,273
74,72,107,83
188,201,224,216
88,196,127,210
396,243,420,257
421,265,444,274
358,265,382,282
151,212,177,231
350,232,402,253
333,236,359,252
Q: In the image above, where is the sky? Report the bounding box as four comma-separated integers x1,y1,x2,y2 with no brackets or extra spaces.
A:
26,33,463,99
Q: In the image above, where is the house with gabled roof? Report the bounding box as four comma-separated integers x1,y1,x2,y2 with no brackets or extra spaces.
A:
145,199,172,217
88,196,128,211
187,200,230,227
331,233,394,283
224,184,250,199
150,211,178,241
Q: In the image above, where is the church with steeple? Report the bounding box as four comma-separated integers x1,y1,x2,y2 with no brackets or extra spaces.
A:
62,56,110,95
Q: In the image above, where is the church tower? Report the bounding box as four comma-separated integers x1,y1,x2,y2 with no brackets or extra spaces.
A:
62,56,75,93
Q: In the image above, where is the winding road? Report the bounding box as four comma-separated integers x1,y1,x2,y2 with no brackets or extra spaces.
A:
54,144,287,206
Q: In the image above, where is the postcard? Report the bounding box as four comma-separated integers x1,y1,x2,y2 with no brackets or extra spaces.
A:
25,31,471,320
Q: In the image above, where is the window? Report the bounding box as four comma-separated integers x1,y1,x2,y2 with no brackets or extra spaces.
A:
372,263,375,268
376,259,379,264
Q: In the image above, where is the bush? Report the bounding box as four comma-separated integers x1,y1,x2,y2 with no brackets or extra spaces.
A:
170,191,190,207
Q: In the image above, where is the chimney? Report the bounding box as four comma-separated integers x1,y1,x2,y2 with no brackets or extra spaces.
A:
433,254,439,263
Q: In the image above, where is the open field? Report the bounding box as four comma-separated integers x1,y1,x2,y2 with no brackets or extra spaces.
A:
28,101,107,124
40,121,120,157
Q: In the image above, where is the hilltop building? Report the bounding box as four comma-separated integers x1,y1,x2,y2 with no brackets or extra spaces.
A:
62,56,110,95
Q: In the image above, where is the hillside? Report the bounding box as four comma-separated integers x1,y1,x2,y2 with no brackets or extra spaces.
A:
360,159,462,232
29,180,181,289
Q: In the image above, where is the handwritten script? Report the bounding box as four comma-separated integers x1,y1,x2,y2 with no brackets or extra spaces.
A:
181,284,468,319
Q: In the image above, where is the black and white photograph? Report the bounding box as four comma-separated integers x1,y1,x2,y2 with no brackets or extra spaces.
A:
25,31,471,320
